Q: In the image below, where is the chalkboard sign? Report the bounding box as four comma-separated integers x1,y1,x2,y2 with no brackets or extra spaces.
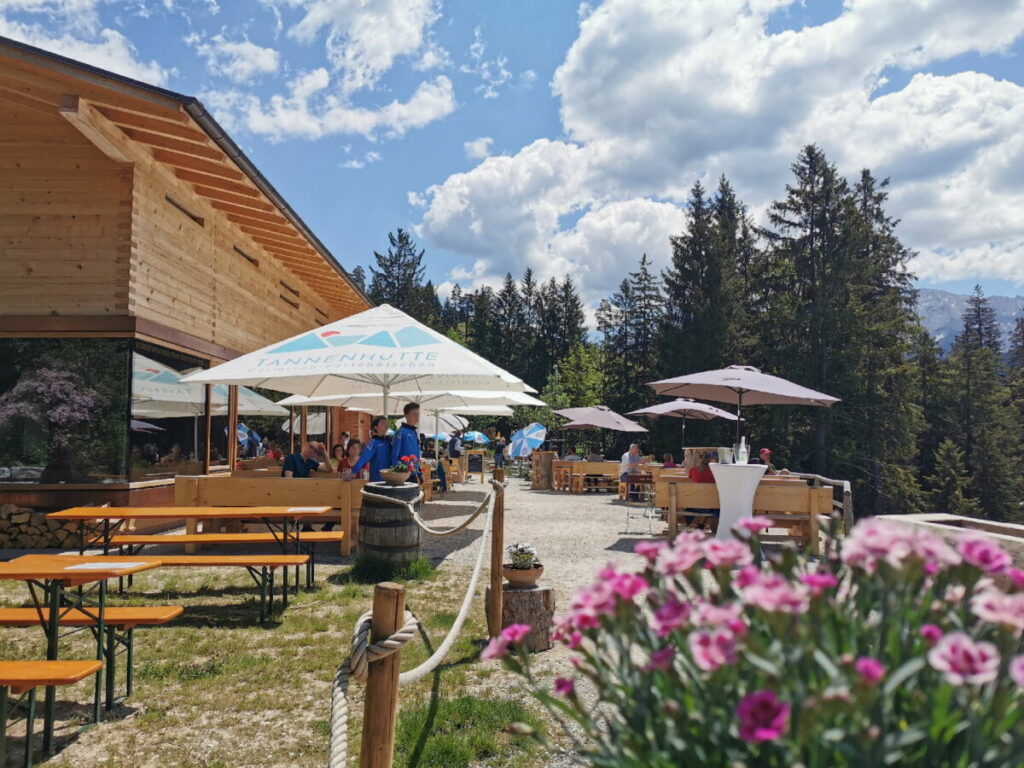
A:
468,453,483,473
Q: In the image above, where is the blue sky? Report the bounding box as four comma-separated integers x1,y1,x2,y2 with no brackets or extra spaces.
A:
3,0,1023,315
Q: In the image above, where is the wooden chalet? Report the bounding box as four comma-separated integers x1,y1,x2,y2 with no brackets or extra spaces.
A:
0,36,373,511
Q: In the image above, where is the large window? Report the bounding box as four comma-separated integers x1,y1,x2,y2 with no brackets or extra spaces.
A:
0,338,131,484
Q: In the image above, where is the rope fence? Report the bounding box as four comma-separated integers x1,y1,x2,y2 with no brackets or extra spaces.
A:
329,475,506,768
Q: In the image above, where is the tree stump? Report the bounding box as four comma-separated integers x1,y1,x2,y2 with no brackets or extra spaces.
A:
531,451,556,490
486,584,555,652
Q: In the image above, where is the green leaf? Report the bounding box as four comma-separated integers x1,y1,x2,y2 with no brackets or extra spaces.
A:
882,657,926,696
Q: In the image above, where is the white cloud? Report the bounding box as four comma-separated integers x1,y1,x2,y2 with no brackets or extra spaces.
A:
413,36,450,70
460,25,512,99
186,33,280,83
203,69,456,141
417,0,1024,303
288,0,441,94
0,16,169,83
463,136,493,160
342,149,382,169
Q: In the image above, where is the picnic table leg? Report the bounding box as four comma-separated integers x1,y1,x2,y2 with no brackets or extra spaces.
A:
126,628,135,697
93,580,106,723
185,518,199,555
342,507,352,557
105,627,116,710
668,485,679,543
42,580,60,756
23,688,36,768
0,686,7,764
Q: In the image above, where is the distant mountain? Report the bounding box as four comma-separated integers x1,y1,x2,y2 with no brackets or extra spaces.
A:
916,288,1023,352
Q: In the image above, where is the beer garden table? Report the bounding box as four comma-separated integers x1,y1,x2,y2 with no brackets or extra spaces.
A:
47,506,332,596
0,555,161,756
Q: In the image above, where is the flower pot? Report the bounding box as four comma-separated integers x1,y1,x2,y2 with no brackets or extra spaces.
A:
503,564,544,587
380,470,410,487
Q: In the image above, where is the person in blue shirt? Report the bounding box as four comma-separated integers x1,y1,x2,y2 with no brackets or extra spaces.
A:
390,402,422,482
351,415,392,482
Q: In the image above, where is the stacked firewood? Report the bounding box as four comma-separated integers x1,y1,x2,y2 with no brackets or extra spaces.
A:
0,504,78,548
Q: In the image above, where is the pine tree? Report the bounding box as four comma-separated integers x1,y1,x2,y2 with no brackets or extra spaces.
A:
349,265,366,293
492,273,527,377
960,286,1002,355
925,439,982,517
367,229,437,323
1007,316,1024,373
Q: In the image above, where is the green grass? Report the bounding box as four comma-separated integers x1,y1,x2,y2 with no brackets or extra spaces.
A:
349,554,436,583
394,695,543,768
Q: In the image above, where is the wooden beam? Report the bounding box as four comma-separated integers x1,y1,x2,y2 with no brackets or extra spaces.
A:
96,106,209,143
251,237,320,258
227,213,298,238
194,186,275,212
121,128,224,161
244,229,313,252
59,94,132,164
173,168,260,197
209,200,287,224
0,86,53,114
151,148,244,181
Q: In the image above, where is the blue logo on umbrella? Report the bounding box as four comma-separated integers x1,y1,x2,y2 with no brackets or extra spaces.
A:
269,325,440,354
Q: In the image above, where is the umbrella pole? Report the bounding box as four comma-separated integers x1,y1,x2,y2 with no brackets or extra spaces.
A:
434,409,440,460
735,392,743,446
681,419,686,449
382,383,390,425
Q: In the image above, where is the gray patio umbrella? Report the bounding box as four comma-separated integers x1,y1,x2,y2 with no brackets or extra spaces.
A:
628,398,738,447
648,366,839,443
554,405,647,433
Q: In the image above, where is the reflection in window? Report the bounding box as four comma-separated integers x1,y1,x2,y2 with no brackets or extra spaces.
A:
0,339,130,484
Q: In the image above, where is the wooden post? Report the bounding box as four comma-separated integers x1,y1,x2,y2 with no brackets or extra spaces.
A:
202,383,212,474
668,483,678,542
493,467,505,483
300,406,309,447
289,407,295,453
227,386,239,465
842,483,854,534
487,483,505,637
360,582,405,768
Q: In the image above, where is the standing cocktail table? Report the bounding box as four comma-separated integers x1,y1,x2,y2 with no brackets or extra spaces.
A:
709,463,768,541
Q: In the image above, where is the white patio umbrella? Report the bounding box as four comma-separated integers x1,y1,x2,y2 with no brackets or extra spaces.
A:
281,412,328,435
133,354,286,417
628,398,738,447
181,304,536,416
648,365,840,443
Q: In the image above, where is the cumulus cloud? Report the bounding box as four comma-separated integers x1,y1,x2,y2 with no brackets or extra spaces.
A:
459,25,513,99
463,136,493,160
203,70,456,141
186,33,279,83
288,0,441,94
0,0,169,83
417,0,1024,302
342,149,382,169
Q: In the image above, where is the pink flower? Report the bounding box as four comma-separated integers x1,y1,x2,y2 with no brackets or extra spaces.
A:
564,631,583,650
597,562,618,580
691,600,743,628
927,631,1000,685
553,677,575,696
970,588,1024,631
841,518,915,572
1010,656,1024,688
609,572,649,601
740,572,809,614
735,516,772,534
502,624,532,643
651,597,691,637
736,691,790,743
481,636,509,660
688,628,738,671
703,540,754,568
800,572,839,596
958,536,1012,574
1006,568,1024,590
854,657,886,686
914,533,961,572
656,541,704,576
734,565,761,588
644,645,675,671
634,540,665,563
919,624,943,645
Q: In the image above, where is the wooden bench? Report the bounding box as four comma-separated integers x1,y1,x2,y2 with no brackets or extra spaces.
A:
0,607,183,711
567,461,620,493
175,475,364,556
654,478,833,554
150,554,309,622
1,660,103,767
108,531,342,592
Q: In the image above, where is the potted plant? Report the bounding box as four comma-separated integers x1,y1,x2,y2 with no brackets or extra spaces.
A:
380,455,417,486
504,542,544,587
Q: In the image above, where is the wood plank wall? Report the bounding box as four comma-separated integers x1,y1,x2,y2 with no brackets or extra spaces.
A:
0,99,132,315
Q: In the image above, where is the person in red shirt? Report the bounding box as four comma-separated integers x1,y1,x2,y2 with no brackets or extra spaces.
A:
661,453,678,468
338,440,362,476
688,452,715,483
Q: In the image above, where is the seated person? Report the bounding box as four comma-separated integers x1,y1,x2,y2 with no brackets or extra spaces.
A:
662,453,678,468
586,448,604,462
282,442,330,478
338,440,362,475
619,443,643,500
564,449,582,461
686,451,719,526
753,447,785,475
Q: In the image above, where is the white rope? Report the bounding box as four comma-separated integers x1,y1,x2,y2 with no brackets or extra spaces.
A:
329,479,505,767
360,488,492,537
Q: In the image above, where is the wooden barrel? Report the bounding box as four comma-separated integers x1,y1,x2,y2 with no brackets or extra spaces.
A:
358,482,422,566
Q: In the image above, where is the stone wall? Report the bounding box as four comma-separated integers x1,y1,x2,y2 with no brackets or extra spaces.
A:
0,504,78,549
